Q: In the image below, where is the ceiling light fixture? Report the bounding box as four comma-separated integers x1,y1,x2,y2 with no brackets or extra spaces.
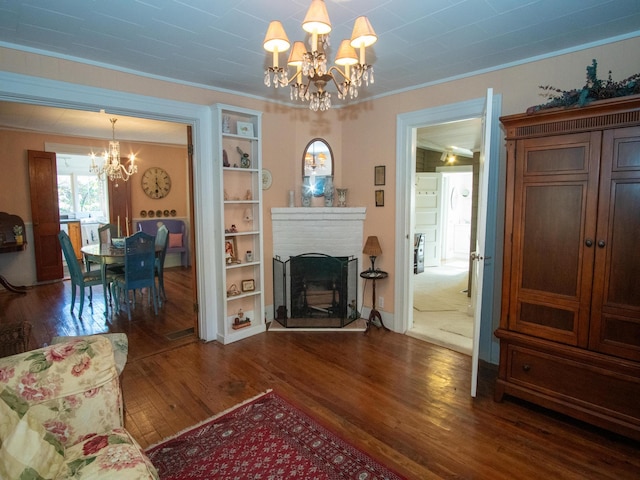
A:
263,0,377,112
440,151,457,163
89,118,137,182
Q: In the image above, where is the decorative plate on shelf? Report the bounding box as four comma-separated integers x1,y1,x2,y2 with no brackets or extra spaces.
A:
170,209,177,217
148,210,155,218
156,210,162,218
262,169,272,190
163,210,170,217
140,210,147,218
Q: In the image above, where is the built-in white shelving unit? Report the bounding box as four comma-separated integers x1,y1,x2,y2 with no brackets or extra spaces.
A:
214,104,265,344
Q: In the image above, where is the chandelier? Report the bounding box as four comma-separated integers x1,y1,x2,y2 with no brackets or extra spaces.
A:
263,0,377,112
89,118,137,182
304,152,327,175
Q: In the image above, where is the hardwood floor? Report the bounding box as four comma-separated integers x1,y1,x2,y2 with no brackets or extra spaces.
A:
1,266,197,361
1,269,638,479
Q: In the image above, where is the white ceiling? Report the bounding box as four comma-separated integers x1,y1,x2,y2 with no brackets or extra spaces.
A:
1,0,639,150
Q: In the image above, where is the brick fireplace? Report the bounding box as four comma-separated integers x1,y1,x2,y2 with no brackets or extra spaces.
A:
271,207,366,327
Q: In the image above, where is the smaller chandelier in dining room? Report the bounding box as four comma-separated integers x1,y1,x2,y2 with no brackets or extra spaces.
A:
89,118,137,182
263,0,377,112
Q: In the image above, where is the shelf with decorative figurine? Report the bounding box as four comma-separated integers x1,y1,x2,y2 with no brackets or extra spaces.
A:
0,213,27,254
216,104,265,344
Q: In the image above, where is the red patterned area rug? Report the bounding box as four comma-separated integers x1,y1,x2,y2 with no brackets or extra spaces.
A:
146,390,405,479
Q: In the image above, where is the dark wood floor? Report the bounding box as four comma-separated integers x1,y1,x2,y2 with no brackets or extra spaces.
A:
1,269,638,479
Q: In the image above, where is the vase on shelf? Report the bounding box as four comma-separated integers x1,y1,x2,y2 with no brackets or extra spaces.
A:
324,176,334,207
222,115,231,133
302,178,312,207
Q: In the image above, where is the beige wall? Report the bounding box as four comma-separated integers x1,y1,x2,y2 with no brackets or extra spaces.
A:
1,36,639,314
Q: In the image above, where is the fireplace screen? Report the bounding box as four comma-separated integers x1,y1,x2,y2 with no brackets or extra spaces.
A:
273,253,358,328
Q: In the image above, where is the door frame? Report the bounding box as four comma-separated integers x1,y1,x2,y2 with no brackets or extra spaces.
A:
0,71,220,342
395,94,504,364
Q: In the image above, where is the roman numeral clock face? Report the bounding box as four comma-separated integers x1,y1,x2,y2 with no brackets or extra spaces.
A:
142,167,171,199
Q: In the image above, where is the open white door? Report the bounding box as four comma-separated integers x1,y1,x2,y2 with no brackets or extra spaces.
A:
415,173,442,267
470,88,493,397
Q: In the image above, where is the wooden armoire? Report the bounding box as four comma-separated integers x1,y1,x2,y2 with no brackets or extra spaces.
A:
495,95,640,440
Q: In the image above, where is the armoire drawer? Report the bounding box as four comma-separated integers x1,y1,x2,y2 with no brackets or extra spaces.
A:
507,345,640,420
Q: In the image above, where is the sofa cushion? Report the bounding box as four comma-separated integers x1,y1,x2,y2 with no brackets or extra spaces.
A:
58,428,158,479
0,402,65,479
169,232,183,248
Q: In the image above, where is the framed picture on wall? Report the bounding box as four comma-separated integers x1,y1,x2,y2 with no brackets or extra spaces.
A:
374,165,386,185
375,189,384,207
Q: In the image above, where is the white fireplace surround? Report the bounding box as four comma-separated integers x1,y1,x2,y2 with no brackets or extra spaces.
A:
271,207,366,263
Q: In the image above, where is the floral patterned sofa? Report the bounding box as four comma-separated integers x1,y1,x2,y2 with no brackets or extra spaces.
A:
0,335,158,479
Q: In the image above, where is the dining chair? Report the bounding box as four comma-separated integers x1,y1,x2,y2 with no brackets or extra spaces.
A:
112,231,157,320
154,224,169,304
98,223,118,243
94,223,126,275
59,230,110,317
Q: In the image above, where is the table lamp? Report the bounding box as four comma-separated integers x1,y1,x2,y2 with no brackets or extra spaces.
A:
363,236,382,271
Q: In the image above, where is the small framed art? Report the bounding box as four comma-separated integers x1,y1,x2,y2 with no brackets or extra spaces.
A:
374,165,386,185
237,121,254,137
375,189,385,207
224,237,237,264
242,279,255,292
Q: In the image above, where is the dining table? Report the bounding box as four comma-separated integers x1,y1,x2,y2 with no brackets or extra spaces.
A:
81,243,126,315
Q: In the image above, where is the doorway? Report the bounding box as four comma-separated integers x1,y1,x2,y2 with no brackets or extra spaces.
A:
395,92,504,370
0,71,220,341
409,167,475,355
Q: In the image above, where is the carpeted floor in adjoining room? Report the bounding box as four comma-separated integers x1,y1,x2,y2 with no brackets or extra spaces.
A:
408,259,473,355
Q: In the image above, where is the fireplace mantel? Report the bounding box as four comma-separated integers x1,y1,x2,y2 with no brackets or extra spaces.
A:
271,207,366,221
271,207,366,261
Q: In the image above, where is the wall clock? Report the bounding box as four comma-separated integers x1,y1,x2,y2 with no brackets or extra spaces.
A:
262,169,272,190
142,167,171,199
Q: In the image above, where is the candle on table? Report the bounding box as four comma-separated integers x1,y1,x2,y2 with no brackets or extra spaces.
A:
117,216,121,237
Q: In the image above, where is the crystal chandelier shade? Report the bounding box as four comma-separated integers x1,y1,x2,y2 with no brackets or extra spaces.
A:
263,0,377,112
89,118,137,182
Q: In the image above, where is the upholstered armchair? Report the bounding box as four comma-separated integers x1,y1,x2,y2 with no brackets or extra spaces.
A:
0,336,157,479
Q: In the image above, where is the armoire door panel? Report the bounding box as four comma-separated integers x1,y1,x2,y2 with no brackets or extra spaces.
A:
590,126,640,360
603,182,640,308
521,133,596,176
520,184,584,296
525,146,588,174
509,133,600,346
514,299,579,344
519,301,576,331
597,313,640,359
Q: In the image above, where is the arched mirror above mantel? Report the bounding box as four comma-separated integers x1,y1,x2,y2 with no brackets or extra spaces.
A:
302,138,333,197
